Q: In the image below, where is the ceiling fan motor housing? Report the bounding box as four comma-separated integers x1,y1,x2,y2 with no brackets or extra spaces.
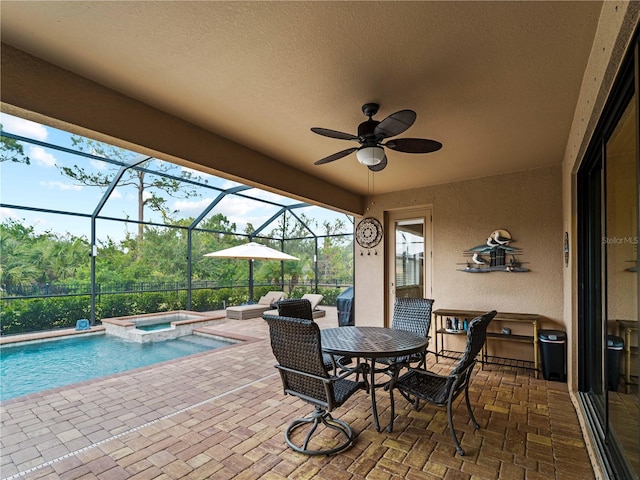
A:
358,119,381,144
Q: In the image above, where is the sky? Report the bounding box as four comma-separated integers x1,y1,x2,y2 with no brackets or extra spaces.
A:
0,113,353,244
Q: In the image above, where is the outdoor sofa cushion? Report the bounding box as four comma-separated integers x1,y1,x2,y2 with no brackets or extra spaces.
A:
263,293,326,319
301,293,326,318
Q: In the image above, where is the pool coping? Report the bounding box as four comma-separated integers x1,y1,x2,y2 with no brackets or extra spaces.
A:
0,310,228,347
100,310,223,328
0,326,107,346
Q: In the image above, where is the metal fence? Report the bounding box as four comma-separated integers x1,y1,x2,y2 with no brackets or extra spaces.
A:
1,279,352,301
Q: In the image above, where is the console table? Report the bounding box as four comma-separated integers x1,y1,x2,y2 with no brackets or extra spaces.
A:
433,309,540,377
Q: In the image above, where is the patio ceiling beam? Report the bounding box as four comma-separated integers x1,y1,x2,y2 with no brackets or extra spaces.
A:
1,44,364,216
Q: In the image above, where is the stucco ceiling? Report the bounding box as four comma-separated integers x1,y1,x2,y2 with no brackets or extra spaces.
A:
1,1,603,198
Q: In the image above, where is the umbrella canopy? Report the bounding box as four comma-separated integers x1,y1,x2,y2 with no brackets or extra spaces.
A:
204,242,299,261
204,242,298,303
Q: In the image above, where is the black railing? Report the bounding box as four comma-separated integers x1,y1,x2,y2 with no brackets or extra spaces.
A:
1,279,352,300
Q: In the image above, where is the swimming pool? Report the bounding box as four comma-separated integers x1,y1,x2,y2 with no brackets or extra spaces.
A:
0,333,236,401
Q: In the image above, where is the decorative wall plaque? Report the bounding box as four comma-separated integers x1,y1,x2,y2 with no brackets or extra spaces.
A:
457,229,529,273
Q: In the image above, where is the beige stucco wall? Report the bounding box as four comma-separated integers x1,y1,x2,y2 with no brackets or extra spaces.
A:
561,0,639,392
355,165,564,360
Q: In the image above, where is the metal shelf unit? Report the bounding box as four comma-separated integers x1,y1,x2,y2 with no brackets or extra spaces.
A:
433,309,540,377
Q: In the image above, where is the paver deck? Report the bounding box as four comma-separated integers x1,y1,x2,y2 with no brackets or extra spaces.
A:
1,308,595,479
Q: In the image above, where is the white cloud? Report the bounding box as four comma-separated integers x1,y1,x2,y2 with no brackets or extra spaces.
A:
30,146,57,167
173,197,215,214
172,195,273,229
0,207,20,220
217,196,259,216
0,114,48,141
39,180,83,191
90,159,108,171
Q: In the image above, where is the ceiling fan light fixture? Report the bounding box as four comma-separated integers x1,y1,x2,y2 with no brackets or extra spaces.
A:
356,146,385,166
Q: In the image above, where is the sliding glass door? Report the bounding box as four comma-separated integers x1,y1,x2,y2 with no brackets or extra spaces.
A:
577,34,639,478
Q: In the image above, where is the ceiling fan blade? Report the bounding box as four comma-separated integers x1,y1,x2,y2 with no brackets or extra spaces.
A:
367,155,388,172
314,147,359,165
374,110,416,138
311,127,358,141
385,138,443,153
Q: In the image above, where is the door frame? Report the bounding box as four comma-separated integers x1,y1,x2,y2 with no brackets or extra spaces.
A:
384,207,433,327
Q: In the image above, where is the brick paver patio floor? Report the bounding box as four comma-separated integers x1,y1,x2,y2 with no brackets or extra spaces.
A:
1,308,595,479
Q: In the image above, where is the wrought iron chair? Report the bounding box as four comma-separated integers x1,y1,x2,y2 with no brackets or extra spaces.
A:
276,299,336,371
375,297,435,373
276,298,314,319
263,314,366,455
386,310,497,456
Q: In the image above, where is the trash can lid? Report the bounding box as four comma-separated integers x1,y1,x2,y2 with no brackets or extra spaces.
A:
539,329,567,342
606,335,624,349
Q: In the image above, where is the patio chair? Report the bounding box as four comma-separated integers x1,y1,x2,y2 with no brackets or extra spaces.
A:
375,297,435,375
276,298,315,319
263,314,366,455
275,299,346,375
386,310,497,456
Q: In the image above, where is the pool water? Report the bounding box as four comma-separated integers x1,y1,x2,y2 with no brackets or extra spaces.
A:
0,334,235,401
137,323,172,331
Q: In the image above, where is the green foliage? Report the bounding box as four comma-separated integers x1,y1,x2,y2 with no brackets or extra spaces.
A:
1,211,353,334
1,219,91,289
0,126,30,164
1,296,91,335
289,285,345,306
0,283,349,336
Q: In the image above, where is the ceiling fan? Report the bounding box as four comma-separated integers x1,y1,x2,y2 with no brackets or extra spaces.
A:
311,103,442,172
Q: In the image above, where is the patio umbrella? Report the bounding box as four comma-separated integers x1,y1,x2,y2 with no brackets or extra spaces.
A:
204,242,299,302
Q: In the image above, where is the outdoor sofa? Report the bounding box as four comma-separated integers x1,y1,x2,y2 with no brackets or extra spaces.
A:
226,291,285,320
264,293,326,319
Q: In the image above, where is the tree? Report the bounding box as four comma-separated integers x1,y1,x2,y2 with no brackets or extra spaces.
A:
0,125,30,164
255,213,316,289
319,218,353,283
0,220,90,291
59,136,205,241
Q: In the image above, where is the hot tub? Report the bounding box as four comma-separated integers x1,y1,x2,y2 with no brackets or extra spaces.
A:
101,310,224,343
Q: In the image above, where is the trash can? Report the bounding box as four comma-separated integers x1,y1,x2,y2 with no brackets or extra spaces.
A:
606,335,624,392
539,329,567,382
336,287,355,326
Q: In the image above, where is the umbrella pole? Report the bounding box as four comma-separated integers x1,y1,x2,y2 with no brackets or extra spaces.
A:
248,259,254,304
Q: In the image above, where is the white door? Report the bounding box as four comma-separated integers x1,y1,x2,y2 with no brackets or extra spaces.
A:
386,208,433,324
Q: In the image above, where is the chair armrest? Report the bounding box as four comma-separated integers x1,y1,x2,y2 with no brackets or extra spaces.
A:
275,364,332,384
332,362,366,382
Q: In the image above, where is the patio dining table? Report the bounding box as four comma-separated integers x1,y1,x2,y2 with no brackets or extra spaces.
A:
321,326,429,432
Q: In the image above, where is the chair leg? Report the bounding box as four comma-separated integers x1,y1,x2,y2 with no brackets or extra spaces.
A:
464,384,480,430
285,406,354,455
446,400,465,456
